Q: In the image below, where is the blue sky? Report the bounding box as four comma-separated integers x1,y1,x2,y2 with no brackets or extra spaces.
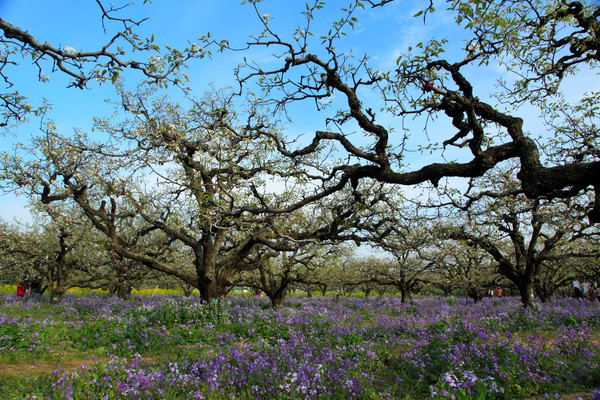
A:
0,0,469,132
1,0,594,223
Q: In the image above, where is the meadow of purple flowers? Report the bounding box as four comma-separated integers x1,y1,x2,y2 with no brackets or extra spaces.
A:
1,294,599,399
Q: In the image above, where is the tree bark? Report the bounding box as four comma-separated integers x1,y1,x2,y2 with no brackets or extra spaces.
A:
400,287,409,304
269,290,286,307
517,279,536,308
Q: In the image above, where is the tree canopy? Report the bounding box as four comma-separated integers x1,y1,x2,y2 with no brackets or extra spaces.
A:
0,0,599,305
228,0,600,221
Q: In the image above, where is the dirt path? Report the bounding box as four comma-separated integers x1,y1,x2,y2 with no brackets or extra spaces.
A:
0,358,104,378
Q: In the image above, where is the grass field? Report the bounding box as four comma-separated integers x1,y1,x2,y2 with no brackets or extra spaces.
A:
1,293,599,399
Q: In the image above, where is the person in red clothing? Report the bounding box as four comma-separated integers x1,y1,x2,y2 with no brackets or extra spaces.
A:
16,282,26,298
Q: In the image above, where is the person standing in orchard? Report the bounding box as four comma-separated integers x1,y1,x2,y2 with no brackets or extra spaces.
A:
16,282,26,298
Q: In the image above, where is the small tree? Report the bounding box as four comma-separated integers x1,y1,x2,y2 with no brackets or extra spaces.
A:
444,169,600,307
428,241,501,303
235,249,317,307
0,204,114,303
